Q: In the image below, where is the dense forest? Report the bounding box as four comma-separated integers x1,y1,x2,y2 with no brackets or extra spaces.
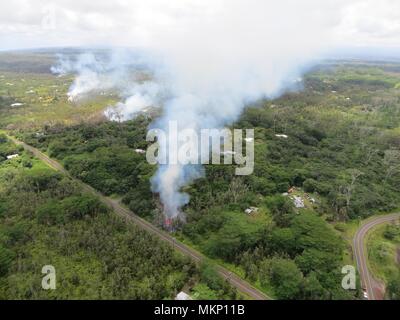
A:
2,59,400,299
0,134,236,299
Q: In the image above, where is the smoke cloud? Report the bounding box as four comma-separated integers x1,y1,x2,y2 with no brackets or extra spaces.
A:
147,0,346,219
53,0,356,220
51,50,163,119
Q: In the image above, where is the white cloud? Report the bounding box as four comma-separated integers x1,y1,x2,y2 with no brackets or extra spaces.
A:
333,0,400,47
2,0,399,218
0,0,399,51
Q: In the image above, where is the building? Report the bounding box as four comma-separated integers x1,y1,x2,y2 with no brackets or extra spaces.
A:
293,196,305,208
6,154,19,160
245,207,259,215
175,291,192,300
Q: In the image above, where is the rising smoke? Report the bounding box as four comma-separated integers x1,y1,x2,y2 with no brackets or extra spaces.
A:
51,49,164,120
52,0,350,220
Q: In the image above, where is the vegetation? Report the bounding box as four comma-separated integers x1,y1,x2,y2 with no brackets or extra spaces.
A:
367,223,400,300
0,136,233,299
2,54,400,299
0,52,117,130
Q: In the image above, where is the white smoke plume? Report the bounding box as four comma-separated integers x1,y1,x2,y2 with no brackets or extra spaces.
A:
52,53,115,101
51,0,357,220
147,0,348,219
51,49,163,118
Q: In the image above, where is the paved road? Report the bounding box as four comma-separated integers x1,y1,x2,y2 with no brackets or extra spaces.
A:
353,213,400,300
9,136,271,301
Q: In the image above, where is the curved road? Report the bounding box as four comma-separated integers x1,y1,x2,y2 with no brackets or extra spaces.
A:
353,213,400,300
9,135,271,301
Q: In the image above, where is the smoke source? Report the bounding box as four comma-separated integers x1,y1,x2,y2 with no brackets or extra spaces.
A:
51,50,163,118
54,0,351,220
147,0,346,219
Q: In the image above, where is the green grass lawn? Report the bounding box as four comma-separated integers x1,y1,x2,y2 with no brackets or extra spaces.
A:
367,224,400,283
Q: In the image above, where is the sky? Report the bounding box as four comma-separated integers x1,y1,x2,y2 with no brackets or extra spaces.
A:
0,0,399,53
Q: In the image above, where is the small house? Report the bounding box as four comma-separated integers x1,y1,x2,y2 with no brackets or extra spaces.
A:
175,292,192,301
7,154,19,160
245,207,259,215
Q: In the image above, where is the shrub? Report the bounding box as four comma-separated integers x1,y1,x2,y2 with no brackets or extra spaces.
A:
0,245,14,277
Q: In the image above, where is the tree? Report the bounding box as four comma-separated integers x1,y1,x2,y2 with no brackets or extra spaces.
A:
303,178,318,193
61,195,107,220
387,273,400,300
302,272,327,300
334,169,364,220
192,283,219,300
291,212,344,255
36,200,64,225
343,169,363,211
265,195,295,227
0,245,14,277
269,258,303,300
227,178,248,204
199,261,225,292
240,251,259,282
204,212,265,261
295,248,340,274
383,224,400,241
0,134,7,144
270,228,296,255
383,149,400,183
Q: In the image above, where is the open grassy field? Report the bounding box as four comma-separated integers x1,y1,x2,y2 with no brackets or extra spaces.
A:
367,223,400,283
0,52,118,130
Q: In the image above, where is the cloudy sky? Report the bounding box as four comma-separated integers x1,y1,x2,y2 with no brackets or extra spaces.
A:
0,0,399,53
